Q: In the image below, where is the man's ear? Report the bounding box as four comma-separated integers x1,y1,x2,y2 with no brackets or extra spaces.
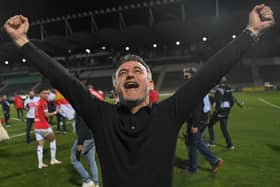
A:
149,80,154,90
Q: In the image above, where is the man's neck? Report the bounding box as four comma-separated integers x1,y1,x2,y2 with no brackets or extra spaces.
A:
129,100,150,114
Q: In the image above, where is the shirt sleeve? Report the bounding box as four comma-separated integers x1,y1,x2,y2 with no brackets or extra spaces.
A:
20,43,104,131
203,95,211,113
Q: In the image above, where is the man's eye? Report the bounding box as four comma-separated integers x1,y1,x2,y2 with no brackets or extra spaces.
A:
134,69,142,73
119,71,127,76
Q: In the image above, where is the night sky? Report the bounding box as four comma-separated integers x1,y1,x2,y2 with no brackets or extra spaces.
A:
0,0,151,23
0,0,279,24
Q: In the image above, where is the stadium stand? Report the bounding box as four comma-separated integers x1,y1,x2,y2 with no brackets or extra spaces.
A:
160,71,185,91
226,65,254,86
86,77,113,92
0,0,279,96
0,75,41,95
259,65,280,83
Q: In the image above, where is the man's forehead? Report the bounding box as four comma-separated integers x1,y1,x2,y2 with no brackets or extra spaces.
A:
117,61,147,71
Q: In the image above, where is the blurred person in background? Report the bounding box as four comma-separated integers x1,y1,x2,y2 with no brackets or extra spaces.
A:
149,83,159,104
71,114,99,187
183,67,223,174
2,95,10,127
71,87,103,187
14,93,24,121
47,89,57,127
207,77,235,149
24,90,40,144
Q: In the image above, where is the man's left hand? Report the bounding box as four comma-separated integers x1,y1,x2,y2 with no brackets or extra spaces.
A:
247,4,275,37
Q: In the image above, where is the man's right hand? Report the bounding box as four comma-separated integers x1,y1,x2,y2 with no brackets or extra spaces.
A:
3,15,30,47
77,145,83,152
76,145,83,161
191,127,198,134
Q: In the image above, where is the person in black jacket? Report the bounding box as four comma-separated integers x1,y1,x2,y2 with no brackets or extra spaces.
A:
208,77,235,149
1,95,10,126
3,5,274,187
183,67,223,174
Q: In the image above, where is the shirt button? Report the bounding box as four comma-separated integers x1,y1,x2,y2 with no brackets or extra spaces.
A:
130,125,136,130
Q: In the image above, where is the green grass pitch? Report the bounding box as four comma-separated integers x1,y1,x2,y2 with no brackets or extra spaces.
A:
0,91,280,187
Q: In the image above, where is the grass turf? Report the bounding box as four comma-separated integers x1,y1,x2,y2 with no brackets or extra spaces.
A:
0,91,280,187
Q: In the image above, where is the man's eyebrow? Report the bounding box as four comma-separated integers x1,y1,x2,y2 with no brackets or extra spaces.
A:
133,66,145,70
117,68,128,75
118,68,128,72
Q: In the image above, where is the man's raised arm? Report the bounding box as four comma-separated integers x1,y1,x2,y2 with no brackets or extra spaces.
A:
163,4,275,125
3,15,100,127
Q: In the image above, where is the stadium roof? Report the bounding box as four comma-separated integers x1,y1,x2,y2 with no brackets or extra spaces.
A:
0,0,280,62
0,0,279,22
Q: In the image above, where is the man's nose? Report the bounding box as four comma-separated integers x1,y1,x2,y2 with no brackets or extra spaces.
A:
126,71,135,78
126,74,135,80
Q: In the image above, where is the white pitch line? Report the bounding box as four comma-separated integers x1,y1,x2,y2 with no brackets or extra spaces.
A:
10,117,21,121
9,131,35,139
7,128,26,133
10,132,26,138
258,97,280,110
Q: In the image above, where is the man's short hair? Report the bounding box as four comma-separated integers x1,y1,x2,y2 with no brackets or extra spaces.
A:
113,54,152,85
115,54,150,72
38,87,49,93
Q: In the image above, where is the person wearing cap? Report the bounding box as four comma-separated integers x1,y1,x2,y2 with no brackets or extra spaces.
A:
3,4,274,187
183,67,223,174
207,77,235,149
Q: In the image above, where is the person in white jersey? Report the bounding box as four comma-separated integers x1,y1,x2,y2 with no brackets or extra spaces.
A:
24,90,40,144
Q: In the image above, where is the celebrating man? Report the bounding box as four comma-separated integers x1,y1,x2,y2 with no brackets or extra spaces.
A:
3,4,274,187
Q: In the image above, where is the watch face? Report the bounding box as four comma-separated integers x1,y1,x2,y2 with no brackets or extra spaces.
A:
245,29,259,42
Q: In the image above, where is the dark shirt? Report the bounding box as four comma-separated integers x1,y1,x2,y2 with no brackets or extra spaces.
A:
48,101,56,112
2,100,10,112
20,31,255,187
187,100,210,128
75,114,93,145
214,85,234,117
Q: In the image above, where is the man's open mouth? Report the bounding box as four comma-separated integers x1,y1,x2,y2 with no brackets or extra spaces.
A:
124,82,139,89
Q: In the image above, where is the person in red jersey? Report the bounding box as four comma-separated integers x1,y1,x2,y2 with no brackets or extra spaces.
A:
13,93,24,121
34,88,62,169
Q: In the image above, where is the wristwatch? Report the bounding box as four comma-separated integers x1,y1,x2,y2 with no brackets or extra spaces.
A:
243,28,260,42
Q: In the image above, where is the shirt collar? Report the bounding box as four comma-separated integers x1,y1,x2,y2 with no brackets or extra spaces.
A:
117,103,153,114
